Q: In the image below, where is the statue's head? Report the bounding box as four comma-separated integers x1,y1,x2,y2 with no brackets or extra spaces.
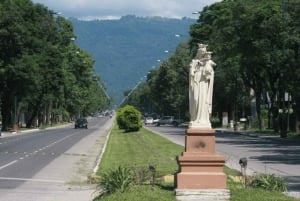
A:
198,43,207,49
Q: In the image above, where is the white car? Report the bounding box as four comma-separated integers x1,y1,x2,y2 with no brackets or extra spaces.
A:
144,117,154,125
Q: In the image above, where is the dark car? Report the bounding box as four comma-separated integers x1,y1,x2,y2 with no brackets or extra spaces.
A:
75,118,88,129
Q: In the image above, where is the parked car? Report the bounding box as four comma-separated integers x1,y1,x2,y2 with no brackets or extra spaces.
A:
156,116,183,127
75,118,88,129
144,117,154,125
153,118,159,124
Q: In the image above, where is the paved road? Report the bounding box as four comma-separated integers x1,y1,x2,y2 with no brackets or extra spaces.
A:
145,125,300,199
0,116,113,201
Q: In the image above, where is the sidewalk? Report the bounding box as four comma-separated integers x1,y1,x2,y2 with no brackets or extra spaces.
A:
0,124,72,138
0,128,40,138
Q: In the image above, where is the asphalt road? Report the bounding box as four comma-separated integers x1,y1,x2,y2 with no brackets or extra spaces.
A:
0,116,113,201
145,124,300,199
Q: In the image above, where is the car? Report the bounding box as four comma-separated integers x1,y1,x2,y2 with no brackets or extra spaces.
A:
75,118,88,129
156,116,183,127
144,117,154,125
153,118,159,124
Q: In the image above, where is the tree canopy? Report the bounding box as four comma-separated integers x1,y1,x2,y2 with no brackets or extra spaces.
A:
125,0,300,135
0,0,110,130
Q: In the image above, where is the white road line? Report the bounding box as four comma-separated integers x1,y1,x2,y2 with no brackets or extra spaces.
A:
0,134,77,171
0,160,18,170
0,177,65,183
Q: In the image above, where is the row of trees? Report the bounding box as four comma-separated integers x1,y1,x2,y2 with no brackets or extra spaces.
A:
123,0,300,136
0,0,110,130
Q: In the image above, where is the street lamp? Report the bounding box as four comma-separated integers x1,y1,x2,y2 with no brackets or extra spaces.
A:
192,11,201,14
175,34,186,38
149,164,156,187
118,77,146,107
239,157,247,186
239,157,247,174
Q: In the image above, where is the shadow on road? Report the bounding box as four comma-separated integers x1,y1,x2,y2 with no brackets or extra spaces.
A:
215,131,300,166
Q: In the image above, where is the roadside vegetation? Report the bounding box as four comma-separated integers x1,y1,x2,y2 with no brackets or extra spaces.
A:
92,124,299,201
123,0,300,138
0,0,110,131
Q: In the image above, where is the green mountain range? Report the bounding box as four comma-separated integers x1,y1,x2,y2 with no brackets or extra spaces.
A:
70,15,195,106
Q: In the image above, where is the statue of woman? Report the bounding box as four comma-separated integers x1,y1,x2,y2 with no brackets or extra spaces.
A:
189,59,202,122
189,45,215,128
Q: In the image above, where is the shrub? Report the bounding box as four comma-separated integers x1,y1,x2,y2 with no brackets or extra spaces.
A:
94,165,154,200
116,105,142,132
248,173,287,192
96,166,134,196
131,165,151,184
210,116,221,128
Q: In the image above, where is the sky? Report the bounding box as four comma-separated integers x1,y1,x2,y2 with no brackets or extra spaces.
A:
31,0,221,20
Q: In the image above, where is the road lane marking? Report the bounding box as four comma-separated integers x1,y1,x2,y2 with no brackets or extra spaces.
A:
0,177,65,183
0,134,78,171
0,160,18,170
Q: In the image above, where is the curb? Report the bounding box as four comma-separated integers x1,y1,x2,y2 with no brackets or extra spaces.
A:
0,124,72,138
92,117,115,174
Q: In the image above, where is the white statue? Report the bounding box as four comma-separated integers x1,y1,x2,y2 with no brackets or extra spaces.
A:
189,44,215,128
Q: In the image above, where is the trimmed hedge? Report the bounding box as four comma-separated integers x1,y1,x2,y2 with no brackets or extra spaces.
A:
116,105,142,132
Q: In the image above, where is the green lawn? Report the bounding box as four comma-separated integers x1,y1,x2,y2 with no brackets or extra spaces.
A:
94,124,300,201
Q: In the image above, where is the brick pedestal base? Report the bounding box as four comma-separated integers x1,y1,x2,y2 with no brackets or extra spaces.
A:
175,128,229,200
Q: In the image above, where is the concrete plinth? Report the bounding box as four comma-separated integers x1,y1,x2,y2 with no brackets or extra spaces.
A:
176,189,230,201
176,128,229,200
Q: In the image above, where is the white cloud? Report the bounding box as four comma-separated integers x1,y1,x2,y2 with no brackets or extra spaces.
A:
32,0,221,20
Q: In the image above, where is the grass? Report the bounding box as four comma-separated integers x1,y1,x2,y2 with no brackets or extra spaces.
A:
94,124,300,201
230,182,299,201
97,126,183,177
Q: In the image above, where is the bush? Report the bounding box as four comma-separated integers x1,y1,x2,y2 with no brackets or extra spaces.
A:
96,166,134,197
210,116,221,128
94,165,154,200
116,105,142,132
131,165,151,184
248,173,287,192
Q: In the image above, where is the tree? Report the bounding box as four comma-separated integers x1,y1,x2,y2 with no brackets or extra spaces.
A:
146,42,190,120
0,0,110,129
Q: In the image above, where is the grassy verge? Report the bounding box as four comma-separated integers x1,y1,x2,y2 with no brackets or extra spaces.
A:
97,125,183,177
94,124,299,201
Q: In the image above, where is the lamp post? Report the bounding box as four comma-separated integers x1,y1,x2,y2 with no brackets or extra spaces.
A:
192,11,201,15
118,77,145,107
239,157,248,186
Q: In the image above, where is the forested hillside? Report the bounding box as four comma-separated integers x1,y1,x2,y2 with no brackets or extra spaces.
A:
70,15,195,106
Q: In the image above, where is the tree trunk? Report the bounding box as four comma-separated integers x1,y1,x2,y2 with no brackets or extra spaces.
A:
1,95,13,131
255,90,262,130
26,97,42,128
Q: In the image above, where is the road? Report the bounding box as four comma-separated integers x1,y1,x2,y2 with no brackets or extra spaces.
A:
145,124,300,198
0,116,113,201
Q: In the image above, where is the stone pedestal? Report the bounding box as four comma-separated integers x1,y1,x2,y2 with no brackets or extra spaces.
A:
176,189,230,201
175,128,230,201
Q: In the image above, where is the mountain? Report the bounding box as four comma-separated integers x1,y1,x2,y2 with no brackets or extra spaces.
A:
70,15,195,106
